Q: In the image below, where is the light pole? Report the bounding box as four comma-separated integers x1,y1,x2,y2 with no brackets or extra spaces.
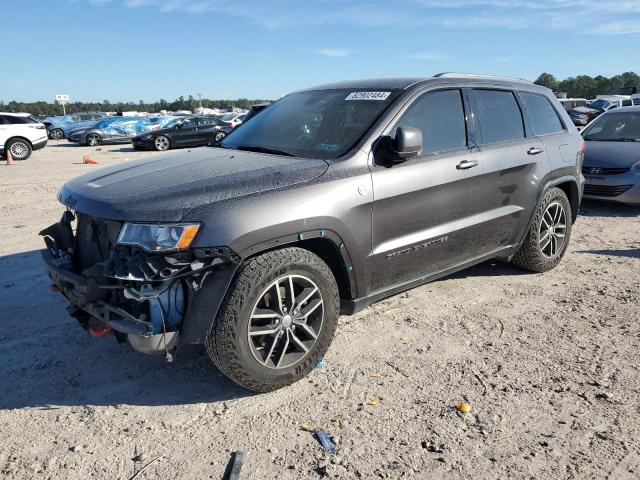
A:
197,93,203,113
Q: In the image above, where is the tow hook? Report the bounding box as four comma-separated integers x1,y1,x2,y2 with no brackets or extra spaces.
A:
88,319,112,337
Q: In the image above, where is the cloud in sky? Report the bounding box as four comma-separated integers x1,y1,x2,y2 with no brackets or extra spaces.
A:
312,48,355,58
404,51,448,61
95,0,640,36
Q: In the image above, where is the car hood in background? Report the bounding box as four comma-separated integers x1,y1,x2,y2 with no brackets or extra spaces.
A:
584,141,640,168
58,147,329,221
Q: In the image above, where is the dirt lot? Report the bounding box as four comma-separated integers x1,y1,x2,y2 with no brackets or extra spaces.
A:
1,141,639,479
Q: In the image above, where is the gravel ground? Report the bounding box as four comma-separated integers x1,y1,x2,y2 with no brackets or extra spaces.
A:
1,141,639,479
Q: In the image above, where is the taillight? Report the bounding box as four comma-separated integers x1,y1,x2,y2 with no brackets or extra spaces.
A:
579,138,585,154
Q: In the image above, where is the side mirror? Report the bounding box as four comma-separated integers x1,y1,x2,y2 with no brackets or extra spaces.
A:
394,126,422,159
374,126,422,166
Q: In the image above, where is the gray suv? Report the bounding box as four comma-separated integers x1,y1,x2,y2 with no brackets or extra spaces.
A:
41,74,584,392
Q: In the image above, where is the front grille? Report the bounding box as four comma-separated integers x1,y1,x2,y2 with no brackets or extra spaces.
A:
582,166,630,175
74,214,122,273
583,184,633,197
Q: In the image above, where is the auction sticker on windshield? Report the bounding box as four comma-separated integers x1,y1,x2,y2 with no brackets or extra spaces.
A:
345,92,391,101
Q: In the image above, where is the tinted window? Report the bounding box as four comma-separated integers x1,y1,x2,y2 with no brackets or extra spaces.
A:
79,114,93,121
520,92,564,136
622,100,632,107
4,115,27,124
181,117,197,128
393,89,467,154
474,90,524,144
198,117,214,127
0,116,7,125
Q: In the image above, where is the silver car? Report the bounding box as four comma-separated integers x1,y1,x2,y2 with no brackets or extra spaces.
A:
581,106,640,204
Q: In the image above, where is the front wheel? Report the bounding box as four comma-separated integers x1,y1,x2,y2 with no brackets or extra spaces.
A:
205,247,339,392
86,133,101,146
512,187,572,273
154,135,170,151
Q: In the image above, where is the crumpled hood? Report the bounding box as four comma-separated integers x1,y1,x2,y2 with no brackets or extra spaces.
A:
59,147,329,221
584,141,640,168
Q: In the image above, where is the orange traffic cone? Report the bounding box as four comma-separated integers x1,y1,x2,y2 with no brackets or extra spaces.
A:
83,155,99,165
5,148,14,165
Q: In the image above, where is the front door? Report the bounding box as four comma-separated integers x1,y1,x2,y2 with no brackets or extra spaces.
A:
172,117,199,146
370,88,483,292
196,116,217,145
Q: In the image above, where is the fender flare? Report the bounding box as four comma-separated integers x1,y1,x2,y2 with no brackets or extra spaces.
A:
513,175,580,251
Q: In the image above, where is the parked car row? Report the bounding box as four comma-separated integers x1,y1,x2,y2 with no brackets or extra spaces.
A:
132,115,232,151
567,96,634,126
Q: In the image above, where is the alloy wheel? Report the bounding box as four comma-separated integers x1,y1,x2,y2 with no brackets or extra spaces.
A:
10,141,29,159
247,274,324,369
51,129,63,140
87,133,100,146
155,136,169,151
539,201,567,259
214,131,226,143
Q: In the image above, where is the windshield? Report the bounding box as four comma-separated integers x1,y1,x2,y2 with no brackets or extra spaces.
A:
589,99,609,110
164,118,185,128
220,89,401,159
582,111,640,142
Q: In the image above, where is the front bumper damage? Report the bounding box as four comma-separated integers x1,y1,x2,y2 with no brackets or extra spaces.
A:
40,211,239,357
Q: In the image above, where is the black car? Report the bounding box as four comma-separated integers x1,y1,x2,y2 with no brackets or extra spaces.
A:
132,115,230,151
42,74,583,392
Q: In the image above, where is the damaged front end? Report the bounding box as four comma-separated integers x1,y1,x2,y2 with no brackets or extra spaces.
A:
40,211,238,358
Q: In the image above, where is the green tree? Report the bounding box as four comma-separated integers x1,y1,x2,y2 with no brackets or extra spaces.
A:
534,72,559,91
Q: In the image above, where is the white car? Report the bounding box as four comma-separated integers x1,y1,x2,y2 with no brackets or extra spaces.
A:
220,112,247,129
0,112,48,160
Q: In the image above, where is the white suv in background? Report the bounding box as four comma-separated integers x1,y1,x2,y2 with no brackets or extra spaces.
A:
0,112,48,160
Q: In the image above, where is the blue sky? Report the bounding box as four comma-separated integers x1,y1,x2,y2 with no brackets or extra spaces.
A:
2,0,639,102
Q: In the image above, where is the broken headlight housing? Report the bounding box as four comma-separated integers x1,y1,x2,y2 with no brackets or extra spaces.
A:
117,223,200,252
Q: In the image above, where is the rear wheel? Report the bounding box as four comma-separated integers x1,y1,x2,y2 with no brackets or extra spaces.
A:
6,138,32,160
154,135,170,151
205,247,339,392
214,131,226,143
50,128,64,140
86,133,101,147
512,187,572,272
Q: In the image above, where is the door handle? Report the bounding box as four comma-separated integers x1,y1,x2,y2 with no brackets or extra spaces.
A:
527,147,545,155
456,160,479,170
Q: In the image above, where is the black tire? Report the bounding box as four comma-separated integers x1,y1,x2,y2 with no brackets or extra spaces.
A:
86,133,101,147
5,138,32,161
512,187,572,273
214,131,226,143
205,247,339,392
50,128,64,140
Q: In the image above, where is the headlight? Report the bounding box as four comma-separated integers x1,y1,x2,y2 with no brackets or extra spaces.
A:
141,134,154,140
633,160,640,170
117,223,200,252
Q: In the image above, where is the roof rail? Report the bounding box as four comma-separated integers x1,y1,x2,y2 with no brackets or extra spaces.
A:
433,72,533,84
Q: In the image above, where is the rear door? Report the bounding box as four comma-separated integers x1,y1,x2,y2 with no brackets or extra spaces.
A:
470,88,550,253
196,116,216,144
370,88,483,292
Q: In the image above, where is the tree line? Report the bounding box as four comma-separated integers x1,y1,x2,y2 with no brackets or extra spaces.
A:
534,72,640,99
0,95,270,116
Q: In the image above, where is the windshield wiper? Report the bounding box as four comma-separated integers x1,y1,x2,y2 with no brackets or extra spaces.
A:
234,145,294,157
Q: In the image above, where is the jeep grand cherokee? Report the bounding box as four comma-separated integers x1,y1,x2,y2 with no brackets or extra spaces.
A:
41,73,584,392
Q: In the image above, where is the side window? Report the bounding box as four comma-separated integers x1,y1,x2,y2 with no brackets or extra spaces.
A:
393,89,467,155
5,115,26,124
622,100,632,107
198,117,214,127
181,118,197,128
79,114,92,121
519,92,564,136
0,115,8,125
473,89,524,144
